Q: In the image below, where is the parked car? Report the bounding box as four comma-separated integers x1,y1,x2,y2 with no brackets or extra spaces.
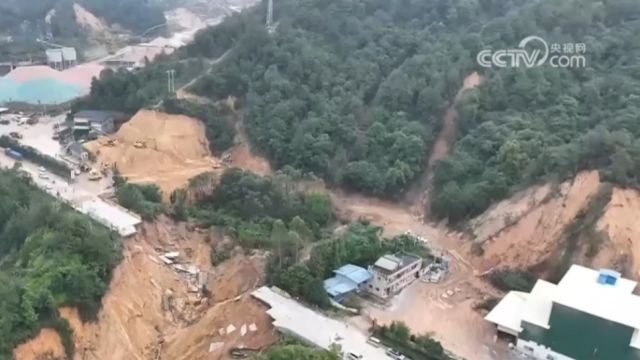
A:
385,349,406,360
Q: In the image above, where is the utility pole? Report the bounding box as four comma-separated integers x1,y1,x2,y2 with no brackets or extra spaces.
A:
166,69,175,95
266,0,274,29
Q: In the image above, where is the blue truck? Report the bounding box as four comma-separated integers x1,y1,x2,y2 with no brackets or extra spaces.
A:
5,148,24,160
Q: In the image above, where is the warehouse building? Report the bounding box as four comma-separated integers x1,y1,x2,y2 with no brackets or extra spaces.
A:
485,265,640,360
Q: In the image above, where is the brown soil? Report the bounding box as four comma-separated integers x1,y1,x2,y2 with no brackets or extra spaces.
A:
85,109,224,199
73,4,107,33
14,329,65,360
18,216,276,360
471,171,602,272
224,110,273,176
592,188,640,278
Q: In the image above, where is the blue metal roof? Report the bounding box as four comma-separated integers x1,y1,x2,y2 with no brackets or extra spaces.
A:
323,264,372,298
334,264,372,284
324,276,357,297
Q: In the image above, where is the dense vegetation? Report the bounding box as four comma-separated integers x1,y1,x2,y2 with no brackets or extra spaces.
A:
74,57,206,113
0,168,120,359
268,222,431,308
188,0,640,222
374,321,451,360
431,0,640,221
488,269,537,292
253,344,340,360
189,0,476,198
82,0,640,226
115,181,163,220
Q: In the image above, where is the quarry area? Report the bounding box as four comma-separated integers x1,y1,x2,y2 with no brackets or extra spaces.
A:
84,109,225,198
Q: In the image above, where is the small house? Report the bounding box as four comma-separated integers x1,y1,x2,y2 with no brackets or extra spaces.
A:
324,264,372,302
367,253,422,299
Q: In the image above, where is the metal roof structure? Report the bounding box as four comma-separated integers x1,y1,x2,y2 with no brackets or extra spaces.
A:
46,49,63,63
334,264,372,284
372,253,421,274
324,264,371,298
487,265,640,338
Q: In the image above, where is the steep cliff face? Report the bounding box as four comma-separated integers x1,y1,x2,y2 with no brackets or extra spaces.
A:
468,170,640,281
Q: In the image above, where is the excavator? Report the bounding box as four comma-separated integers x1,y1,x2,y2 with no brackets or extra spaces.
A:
88,169,102,181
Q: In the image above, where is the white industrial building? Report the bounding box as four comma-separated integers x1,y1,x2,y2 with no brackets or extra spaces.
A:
485,265,640,360
46,47,77,70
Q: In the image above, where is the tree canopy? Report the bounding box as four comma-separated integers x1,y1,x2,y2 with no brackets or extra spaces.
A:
0,169,120,358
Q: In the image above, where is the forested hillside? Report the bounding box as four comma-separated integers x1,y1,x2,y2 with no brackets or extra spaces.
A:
431,0,640,221
0,168,120,359
81,0,640,222
191,0,483,197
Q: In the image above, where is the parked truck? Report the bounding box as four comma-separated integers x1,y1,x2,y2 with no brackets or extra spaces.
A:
5,148,24,160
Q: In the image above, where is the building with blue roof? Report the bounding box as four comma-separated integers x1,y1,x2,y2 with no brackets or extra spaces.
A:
323,264,372,302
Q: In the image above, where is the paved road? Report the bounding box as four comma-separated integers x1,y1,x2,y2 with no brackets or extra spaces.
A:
0,151,141,236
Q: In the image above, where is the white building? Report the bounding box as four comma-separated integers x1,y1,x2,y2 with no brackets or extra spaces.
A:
367,253,422,299
46,47,77,70
485,265,640,360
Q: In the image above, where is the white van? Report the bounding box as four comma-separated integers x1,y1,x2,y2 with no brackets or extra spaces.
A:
366,336,382,347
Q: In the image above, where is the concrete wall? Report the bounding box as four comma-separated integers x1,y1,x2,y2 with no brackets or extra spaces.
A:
516,338,574,360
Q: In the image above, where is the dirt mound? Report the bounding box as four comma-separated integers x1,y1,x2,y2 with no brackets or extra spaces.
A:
471,171,602,271
85,109,224,198
591,188,640,278
13,328,65,360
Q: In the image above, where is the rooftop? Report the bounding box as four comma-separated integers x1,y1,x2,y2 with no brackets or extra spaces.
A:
334,264,372,284
74,110,114,124
252,286,389,359
486,265,640,335
372,253,421,273
324,264,371,298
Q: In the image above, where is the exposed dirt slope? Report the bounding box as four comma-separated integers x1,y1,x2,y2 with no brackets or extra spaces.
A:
85,109,224,198
16,217,276,360
470,171,602,272
592,188,640,278
67,218,276,360
73,3,107,33
14,329,65,360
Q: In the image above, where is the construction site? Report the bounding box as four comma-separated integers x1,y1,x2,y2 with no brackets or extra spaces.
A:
84,109,225,198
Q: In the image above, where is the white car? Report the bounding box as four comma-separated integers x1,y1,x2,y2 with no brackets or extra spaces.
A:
38,173,49,180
